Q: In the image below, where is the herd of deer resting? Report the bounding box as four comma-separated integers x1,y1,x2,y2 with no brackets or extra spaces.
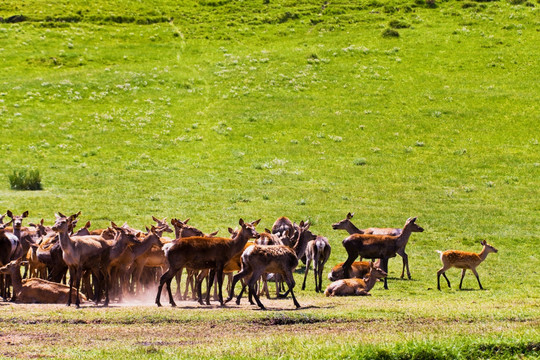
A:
0,210,498,310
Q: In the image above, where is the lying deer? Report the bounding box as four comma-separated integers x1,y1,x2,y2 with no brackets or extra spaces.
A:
437,240,498,290
327,260,379,282
0,259,87,304
325,262,387,296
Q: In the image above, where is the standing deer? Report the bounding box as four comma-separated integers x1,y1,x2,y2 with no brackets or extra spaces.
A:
332,212,416,279
51,212,112,307
325,262,387,296
437,240,498,290
302,235,331,293
226,221,316,310
155,218,260,307
341,217,424,289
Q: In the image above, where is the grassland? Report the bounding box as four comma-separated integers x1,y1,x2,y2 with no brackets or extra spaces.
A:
0,0,539,358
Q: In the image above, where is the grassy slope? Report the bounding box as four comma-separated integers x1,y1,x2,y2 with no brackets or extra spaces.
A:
0,0,539,358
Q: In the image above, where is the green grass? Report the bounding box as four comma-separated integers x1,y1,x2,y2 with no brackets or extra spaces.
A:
0,0,539,358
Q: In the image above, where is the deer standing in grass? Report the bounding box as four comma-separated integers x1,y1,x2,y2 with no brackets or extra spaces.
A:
226,221,316,310
155,219,260,307
437,240,498,290
332,212,417,279
325,262,387,296
302,235,331,293
0,259,87,304
341,217,424,289
51,212,113,307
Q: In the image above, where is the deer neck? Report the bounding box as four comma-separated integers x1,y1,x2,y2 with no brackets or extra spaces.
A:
293,231,309,258
109,235,130,261
396,225,414,248
230,227,251,255
478,246,490,261
132,234,159,258
57,228,74,254
7,266,23,297
362,273,379,292
345,221,362,235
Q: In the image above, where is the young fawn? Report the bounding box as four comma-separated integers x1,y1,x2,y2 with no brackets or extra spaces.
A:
437,240,498,290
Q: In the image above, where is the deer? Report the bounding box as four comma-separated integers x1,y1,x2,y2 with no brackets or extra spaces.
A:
226,221,316,310
271,216,295,247
332,212,417,279
341,217,424,289
51,212,115,307
156,218,260,307
327,260,378,282
437,240,498,291
0,219,19,300
324,262,387,296
302,235,331,293
0,259,87,304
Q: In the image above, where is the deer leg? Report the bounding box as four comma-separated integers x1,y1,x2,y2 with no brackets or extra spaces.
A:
206,269,215,305
398,249,410,279
459,269,467,290
75,268,83,308
156,268,175,307
342,249,358,279
380,258,389,289
285,271,300,308
215,267,225,306
302,258,311,291
175,268,183,300
249,271,266,310
317,260,325,293
471,268,483,290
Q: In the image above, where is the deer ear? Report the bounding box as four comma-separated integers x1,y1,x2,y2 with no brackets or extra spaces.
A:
347,212,354,219
152,216,159,222
251,219,261,226
6,210,13,218
183,218,190,224
481,239,487,245
85,221,91,228
239,219,245,226
74,211,81,218
40,219,44,225
22,211,29,218
228,227,234,234
265,228,271,233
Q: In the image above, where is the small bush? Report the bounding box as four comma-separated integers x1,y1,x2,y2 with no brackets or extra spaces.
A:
382,28,400,38
389,19,411,28
9,169,42,191
353,158,367,166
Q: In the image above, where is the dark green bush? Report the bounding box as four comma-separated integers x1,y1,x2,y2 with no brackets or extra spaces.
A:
8,169,42,191
382,28,400,38
389,19,410,28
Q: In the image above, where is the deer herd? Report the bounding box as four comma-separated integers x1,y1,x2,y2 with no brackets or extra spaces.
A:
0,210,499,309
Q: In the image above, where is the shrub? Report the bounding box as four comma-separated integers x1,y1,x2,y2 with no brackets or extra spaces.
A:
382,28,400,38
353,158,367,166
389,19,411,29
8,169,42,190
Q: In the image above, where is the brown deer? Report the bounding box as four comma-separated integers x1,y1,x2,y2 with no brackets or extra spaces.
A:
51,212,113,307
155,218,260,307
302,235,331,293
327,260,378,282
332,212,416,279
0,220,19,300
437,240,498,290
271,216,295,247
325,262,387,296
226,221,316,310
0,259,87,304
341,217,424,289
